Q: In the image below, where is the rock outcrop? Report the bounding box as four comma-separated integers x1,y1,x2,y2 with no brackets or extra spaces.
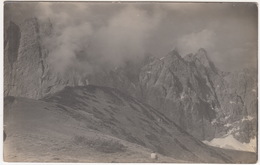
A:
5,18,91,99
138,48,257,143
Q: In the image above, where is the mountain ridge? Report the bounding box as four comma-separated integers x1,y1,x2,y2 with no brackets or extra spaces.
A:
4,18,257,150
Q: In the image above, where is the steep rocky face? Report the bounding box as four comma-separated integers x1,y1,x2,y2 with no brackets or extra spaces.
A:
5,18,91,99
213,68,257,143
4,18,143,100
139,48,257,143
223,68,257,117
5,18,45,98
139,49,219,140
4,21,21,96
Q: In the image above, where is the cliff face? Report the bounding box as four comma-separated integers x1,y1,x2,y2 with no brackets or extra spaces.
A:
4,18,141,100
139,49,219,140
216,68,257,143
5,18,51,98
138,48,256,142
4,18,89,99
4,18,257,144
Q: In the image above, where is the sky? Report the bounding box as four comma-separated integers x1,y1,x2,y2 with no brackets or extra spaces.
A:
4,2,258,72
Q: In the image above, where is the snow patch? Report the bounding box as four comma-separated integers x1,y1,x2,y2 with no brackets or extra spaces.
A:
229,101,235,104
211,119,217,125
159,57,165,61
180,92,186,100
228,127,239,134
203,135,256,152
224,123,231,127
224,115,230,120
248,116,254,120
235,132,240,136
242,116,254,122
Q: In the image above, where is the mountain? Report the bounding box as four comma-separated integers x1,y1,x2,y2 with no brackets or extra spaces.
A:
139,49,219,140
4,18,257,152
4,86,256,163
4,18,85,99
4,18,141,99
138,48,257,146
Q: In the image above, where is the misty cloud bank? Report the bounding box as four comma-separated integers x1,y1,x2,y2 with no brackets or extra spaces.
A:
5,2,257,72
177,29,216,56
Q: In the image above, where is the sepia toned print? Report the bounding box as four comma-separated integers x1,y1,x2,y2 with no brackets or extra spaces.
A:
3,2,257,163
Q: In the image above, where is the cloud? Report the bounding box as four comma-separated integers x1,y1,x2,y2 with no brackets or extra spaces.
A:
90,6,161,66
4,2,257,72
34,4,162,75
177,29,216,56
44,22,93,73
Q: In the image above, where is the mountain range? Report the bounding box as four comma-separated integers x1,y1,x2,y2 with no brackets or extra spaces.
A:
4,18,257,162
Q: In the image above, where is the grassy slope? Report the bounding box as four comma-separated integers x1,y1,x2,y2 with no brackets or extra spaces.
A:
3,86,257,163
4,96,185,163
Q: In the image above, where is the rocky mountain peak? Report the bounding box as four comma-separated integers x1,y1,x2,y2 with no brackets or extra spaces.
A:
183,48,211,66
20,17,53,38
158,49,186,68
192,48,218,74
198,48,208,56
167,49,182,59
183,53,194,62
21,17,39,32
194,48,210,64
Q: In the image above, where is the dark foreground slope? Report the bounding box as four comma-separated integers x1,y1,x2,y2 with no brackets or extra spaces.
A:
4,86,256,163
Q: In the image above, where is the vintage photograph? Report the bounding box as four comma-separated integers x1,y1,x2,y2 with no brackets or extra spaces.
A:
3,1,257,163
